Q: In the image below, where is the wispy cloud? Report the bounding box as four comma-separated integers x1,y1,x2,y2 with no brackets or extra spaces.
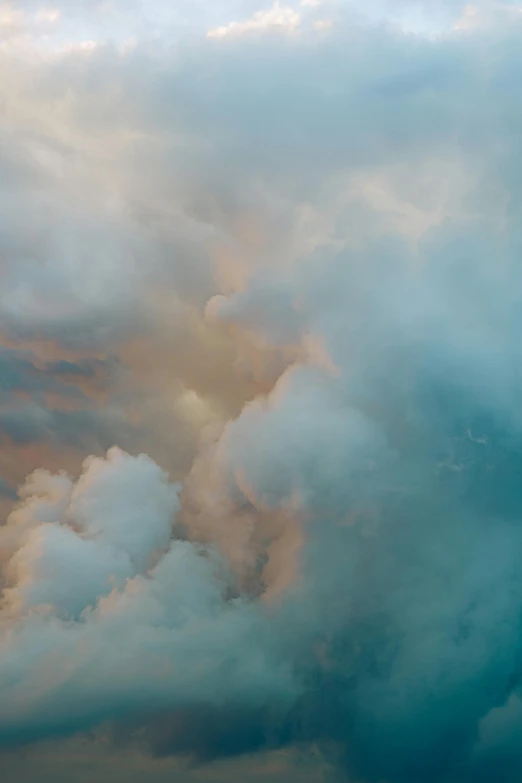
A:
207,2,301,39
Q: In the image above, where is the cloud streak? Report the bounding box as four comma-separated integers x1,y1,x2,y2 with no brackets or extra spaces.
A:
207,2,301,39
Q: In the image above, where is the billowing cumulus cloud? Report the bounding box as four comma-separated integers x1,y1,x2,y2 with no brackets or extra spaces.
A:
3,2,522,783
0,448,294,754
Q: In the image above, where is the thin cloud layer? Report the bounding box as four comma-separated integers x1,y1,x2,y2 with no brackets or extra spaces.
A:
207,3,302,39
2,2,522,783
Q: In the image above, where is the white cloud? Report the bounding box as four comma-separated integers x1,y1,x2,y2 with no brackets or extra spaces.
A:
313,17,332,30
0,3,26,34
454,2,522,31
59,38,98,53
0,447,295,748
207,2,301,39
34,8,60,25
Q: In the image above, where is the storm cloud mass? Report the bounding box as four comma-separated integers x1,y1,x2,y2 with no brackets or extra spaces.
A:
3,1,522,781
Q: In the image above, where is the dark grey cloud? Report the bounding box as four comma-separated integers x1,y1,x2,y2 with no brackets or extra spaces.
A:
0,405,134,451
0,347,135,484
44,358,108,378
0,736,332,783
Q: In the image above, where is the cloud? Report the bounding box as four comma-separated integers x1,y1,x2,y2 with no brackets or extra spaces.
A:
0,4,25,32
0,447,294,750
454,2,522,31
313,18,332,30
3,2,522,783
0,738,332,783
207,2,301,39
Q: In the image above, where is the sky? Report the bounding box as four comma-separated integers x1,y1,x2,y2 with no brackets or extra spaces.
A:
3,0,522,781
